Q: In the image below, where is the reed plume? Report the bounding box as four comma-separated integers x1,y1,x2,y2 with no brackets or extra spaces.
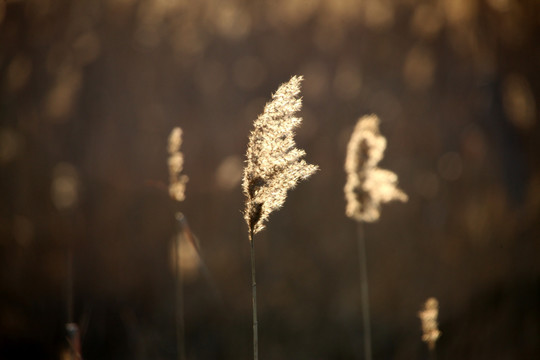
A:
167,126,188,360
243,75,318,235
168,127,188,202
242,75,318,360
344,114,407,360
419,297,441,353
344,114,408,222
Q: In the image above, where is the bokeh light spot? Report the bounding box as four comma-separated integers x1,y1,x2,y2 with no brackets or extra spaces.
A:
333,61,362,100
51,162,80,210
364,0,395,30
443,0,477,25
45,69,82,121
403,45,435,90
502,74,536,130
215,155,243,190
410,3,444,39
0,128,23,164
212,3,251,40
73,31,101,66
486,0,510,13
267,0,319,27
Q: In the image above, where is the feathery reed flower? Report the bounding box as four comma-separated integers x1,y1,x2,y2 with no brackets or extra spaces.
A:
242,75,318,234
418,297,441,350
168,127,188,202
344,114,408,222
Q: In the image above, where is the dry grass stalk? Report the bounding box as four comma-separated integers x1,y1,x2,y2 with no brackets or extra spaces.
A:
242,75,318,235
344,114,408,222
168,127,188,202
419,297,441,351
242,75,318,360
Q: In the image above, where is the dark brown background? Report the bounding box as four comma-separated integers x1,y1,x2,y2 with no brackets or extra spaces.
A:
1,0,539,359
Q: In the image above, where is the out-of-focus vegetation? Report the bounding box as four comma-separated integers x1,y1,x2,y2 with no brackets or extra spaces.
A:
0,0,539,359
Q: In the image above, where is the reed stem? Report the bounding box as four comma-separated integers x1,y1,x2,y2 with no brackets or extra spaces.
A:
66,244,76,360
67,245,74,325
357,222,372,360
65,224,81,359
249,229,259,360
174,212,186,360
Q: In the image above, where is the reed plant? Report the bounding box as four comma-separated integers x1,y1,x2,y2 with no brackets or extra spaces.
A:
344,115,408,360
167,127,189,360
242,75,318,360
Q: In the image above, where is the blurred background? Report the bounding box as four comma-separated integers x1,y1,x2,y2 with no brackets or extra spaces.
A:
1,0,539,359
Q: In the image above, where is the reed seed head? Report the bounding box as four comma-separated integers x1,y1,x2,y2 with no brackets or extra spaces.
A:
168,126,188,202
418,297,441,351
242,75,318,235
344,114,408,222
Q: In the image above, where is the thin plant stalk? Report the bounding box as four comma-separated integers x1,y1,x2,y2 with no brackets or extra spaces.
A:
174,212,186,360
248,230,258,360
65,223,81,359
66,244,76,360
357,222,372,360
67,244,74,326
52,163,83,359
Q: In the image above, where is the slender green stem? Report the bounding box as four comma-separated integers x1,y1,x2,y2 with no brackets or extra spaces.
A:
357,222,372,360
174,213,186,360
249,230,258,360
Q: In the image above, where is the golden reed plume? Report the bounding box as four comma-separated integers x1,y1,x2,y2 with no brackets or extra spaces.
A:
168,127,189,202
242,75,318,234
344,114,407,222
419,297,441,351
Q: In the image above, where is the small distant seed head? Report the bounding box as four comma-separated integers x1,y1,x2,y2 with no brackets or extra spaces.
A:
418,297,441,351
168,126,188,202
